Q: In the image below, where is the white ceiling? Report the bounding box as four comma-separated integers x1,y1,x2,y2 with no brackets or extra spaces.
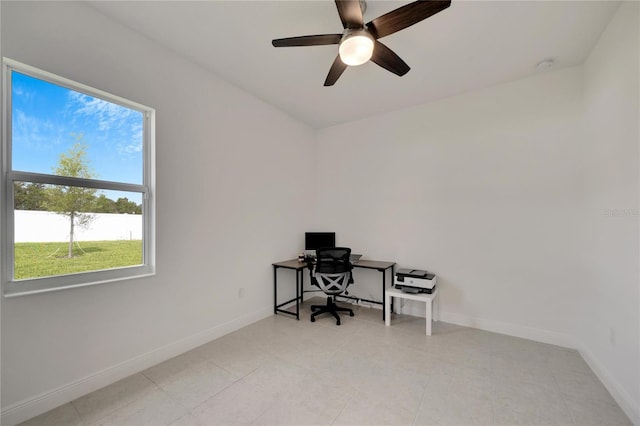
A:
89,1,620,129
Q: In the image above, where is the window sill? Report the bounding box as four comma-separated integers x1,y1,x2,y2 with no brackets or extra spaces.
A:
3,266,155,297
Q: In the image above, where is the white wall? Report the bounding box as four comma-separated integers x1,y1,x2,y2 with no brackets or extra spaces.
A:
1,2,315,424
315,4,639,421
317,67,585,344
579,1,639,422
15,211,142,242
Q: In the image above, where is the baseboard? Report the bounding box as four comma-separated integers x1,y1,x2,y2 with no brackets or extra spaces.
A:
439,310,575,348
0,306,273,426
577,344,640,425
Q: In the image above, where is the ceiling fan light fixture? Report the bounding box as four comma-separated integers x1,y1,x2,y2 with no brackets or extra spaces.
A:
339,29,374,66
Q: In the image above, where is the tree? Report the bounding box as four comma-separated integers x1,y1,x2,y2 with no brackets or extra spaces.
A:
95,194,117,213
14,182,48,210
115,197,142,214
47,137,97,258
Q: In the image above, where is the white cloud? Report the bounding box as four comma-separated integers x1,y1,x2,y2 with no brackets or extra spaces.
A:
12,84,35,100
68,91,135,131
66,91,143,161
13,109,62,149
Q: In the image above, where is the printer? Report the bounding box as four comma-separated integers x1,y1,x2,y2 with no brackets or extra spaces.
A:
394,268,436,294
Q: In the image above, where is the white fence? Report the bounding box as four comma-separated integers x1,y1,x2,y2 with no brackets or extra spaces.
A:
15,210,142,243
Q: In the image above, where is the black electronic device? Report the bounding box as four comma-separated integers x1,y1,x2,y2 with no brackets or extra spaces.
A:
305,232,336,251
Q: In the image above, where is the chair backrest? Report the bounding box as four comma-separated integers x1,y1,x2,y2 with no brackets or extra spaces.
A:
313,247,352,295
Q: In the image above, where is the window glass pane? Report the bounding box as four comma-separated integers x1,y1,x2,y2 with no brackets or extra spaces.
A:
11,71,143,184
14,182,143,280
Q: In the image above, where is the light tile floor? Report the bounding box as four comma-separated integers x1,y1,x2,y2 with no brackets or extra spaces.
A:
20,298,632,426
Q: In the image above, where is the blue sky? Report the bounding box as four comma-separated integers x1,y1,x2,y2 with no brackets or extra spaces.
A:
12,71,143,202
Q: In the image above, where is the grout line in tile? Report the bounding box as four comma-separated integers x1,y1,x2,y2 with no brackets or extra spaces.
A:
553,372,578,426
410,383,427,426
489,356,497,426
70,375,161,426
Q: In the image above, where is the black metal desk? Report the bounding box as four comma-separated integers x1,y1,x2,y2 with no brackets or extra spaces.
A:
272,258,395,320
272,259,307,319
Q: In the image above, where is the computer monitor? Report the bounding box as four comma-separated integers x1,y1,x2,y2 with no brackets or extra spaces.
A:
305,232,336,251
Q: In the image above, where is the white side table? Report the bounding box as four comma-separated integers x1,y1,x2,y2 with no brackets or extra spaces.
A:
385,287,439,335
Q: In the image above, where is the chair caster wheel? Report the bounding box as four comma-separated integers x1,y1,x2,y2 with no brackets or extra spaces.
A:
349,312,354,317
310,317,315,322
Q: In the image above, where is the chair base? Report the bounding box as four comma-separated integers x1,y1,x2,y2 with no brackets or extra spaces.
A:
310,296,354,326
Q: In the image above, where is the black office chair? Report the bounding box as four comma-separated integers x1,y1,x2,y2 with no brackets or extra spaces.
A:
310,247,354,325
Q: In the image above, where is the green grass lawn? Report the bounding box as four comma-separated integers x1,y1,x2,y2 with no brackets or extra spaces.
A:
14,240,143,280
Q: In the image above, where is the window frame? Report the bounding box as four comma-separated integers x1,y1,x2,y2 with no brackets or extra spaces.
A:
1,58,156,297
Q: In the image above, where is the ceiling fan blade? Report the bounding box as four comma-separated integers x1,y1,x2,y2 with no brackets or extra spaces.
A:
366,0,451,39
272,34,342,47
324,55,348,86
335,0,363,29
371,40,410,76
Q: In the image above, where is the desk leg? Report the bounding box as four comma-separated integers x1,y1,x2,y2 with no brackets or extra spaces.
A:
299,269,304,304
385,292,391,327
379,266,396,321
382,268,387,321
273,266,278,315
390,265,395,317
434,290,439,321
296,270,300,321
426,298,432,336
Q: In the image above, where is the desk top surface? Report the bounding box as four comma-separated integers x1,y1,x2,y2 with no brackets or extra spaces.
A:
273,258,395,270
355,259,396,270
272,259,307,269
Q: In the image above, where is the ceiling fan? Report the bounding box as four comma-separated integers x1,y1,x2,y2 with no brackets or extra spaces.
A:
272,0,451,86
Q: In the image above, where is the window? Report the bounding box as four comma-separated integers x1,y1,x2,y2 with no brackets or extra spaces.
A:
2,59,155,296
